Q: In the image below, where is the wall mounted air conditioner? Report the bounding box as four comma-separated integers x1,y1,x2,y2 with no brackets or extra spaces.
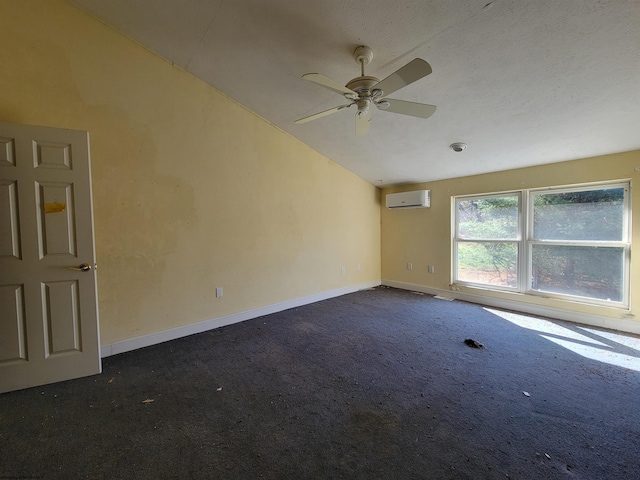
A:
386,190,431,209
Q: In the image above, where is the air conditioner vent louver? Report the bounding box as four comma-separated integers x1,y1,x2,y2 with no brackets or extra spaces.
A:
386,190,430,209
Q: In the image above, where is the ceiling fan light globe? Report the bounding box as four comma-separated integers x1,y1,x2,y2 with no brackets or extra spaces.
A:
356,98,370,112
376,100,391,110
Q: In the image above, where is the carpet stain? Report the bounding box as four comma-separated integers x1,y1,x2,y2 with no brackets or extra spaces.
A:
294,321,321,334
349,409,399,438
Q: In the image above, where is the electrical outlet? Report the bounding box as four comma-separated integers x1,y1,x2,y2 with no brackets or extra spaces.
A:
428,265,435,273
357,263,361,271
407,263,413,270
216,287,223,298
341,266,346,275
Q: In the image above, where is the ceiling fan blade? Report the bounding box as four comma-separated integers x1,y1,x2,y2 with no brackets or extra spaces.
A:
373,58,432,97
355,108,371,137
379,99,436,119
295,103,353,124
302,73,358,96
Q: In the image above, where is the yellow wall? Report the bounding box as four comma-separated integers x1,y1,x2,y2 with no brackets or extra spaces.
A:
382,150,640,324
0,0,381,345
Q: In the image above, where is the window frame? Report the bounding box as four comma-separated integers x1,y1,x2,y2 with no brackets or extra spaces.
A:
452,181,631,308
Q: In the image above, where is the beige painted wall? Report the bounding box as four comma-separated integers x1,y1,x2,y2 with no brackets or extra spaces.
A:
382,150,640,324
0,0,381,345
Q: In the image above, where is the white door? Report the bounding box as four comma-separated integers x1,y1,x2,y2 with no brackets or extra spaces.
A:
0,122,101,393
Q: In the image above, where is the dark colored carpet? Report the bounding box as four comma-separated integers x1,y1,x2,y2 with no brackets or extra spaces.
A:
1,287,640,479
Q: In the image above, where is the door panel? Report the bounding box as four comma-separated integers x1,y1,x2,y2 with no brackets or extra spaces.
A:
34,141,73,170
36,182,77,257
0,284,27,364
0,122,101,393
0,136,16,166
0,180,21,258
42,280,82,355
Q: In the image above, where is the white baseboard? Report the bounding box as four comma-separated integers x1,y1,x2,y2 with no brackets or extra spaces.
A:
382,280,640,335
101,280,381,358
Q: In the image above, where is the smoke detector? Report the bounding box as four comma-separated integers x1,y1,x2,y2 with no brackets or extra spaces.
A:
450,142,467,152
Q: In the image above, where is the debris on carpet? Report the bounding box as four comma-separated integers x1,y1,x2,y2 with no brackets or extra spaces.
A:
464,338,484,349
434,295,454,301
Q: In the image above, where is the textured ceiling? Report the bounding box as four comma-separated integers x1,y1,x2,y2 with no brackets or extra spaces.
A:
71,0,640,187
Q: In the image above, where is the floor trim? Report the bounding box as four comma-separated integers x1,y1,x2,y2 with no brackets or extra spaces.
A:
101,280,381,358
382,280,640,335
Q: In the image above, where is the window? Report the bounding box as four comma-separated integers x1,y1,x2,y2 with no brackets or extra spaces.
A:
453,182,630,307
455,193,520,288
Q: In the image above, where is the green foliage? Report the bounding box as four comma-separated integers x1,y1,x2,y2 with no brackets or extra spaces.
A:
458,241,517,287
532,245,623,301
533,188,623,206
457,195,519,284
458,196,518,239
533,187,624,241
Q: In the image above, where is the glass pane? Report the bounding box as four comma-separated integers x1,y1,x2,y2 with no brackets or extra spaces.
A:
533,187,624,241
457,241,518,287
531,245,624,302
458,195,519,240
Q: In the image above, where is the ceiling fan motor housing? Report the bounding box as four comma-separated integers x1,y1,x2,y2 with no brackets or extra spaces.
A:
346,76,387,110
345,76,379,95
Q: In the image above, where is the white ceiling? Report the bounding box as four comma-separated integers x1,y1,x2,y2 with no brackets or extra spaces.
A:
71,0,640,187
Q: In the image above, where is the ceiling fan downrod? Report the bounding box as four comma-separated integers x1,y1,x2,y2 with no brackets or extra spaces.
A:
353,45,374,76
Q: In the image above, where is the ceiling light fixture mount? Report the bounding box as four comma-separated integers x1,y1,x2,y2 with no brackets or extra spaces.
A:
450,142,467,152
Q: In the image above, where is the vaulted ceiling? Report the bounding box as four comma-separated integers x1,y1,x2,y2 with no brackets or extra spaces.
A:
71,0,640,187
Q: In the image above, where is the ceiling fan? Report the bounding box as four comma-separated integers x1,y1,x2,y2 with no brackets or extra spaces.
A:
295,46,436,137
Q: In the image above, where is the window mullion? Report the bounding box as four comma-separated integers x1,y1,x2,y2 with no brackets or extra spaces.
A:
520,190,530,293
